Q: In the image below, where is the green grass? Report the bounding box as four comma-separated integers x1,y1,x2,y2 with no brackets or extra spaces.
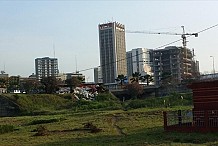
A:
0,125,16,134
1,107,218,146
1,92,211,145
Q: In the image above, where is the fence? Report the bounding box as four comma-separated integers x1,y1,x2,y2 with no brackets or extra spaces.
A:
163,110,218,132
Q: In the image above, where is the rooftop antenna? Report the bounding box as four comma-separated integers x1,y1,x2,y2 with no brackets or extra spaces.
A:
53,43,56,58
75,55,78,74
4,62,5,72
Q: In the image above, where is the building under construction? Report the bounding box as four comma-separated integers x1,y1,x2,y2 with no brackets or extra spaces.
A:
152,46,199,86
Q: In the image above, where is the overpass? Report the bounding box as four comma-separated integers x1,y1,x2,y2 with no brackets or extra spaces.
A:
110,85,159,100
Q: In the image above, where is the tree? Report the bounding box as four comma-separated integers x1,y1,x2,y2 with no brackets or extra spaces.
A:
0,77,8,88
125,83,144,99
21,79,40,93
130,72,141,83
41,76,59,94
65,77,82,93
160,72,179,95
115,74,127,88
140,74,153,86
77,76,85,83
8,76,20,92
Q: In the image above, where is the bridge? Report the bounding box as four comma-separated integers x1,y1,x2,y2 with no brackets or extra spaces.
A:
110,85,159,100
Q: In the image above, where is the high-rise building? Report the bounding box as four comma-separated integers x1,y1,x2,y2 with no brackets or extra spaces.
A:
127,48,153,79
98,22,127,84
94,67,103,84
152,46,199,85
35,57,59,80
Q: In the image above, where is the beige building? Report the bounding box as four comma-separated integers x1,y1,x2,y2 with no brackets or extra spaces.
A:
98,22,127,84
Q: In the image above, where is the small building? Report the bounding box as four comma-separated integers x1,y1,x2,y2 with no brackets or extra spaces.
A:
0,88,7,94
164,79,218,132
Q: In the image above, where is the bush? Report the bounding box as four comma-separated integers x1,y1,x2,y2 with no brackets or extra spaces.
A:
0,125,15,134
33,125,48,136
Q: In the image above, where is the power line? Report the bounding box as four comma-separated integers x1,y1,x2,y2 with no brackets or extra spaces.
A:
78,23,218,74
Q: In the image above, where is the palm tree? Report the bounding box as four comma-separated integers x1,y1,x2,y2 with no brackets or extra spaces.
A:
140,74,153,86
130,72,141,83
115,74,127,88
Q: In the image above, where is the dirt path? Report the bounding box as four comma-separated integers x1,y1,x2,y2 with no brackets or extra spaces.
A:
111,115,127,136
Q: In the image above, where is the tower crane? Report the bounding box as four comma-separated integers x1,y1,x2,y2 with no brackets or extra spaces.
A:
126,26,198,80
126,26,198,48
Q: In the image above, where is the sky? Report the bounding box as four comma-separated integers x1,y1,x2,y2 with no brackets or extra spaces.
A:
0,1,218,82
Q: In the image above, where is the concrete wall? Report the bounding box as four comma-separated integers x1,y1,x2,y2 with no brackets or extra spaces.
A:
0,96,20,117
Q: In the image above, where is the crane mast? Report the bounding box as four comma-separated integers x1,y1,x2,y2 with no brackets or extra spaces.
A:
126,26,198,80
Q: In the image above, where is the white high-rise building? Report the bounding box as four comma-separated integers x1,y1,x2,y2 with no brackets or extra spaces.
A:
98,22,127,84
127,48,153,78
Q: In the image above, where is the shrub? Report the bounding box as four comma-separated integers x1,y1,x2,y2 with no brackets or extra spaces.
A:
33,125,48,136
0,125,15,134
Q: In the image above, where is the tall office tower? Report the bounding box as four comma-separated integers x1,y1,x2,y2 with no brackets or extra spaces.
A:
126,48,153,79
35,57,59,80
98,22,127,84
153,46,199,85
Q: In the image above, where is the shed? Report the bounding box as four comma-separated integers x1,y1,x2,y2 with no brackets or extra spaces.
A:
164,80,218,132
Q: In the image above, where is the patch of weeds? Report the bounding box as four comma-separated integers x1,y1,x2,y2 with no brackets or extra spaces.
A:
83,122,102,133
33,125,49,136
0,125,16,134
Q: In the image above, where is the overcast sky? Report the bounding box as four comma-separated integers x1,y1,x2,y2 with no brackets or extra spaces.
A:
0,1,218,81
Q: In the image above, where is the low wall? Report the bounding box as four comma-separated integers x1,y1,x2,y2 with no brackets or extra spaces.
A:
0,95,20,117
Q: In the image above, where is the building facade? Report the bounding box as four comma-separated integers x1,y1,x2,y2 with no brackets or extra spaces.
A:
98,22,127,84
35,57,59,80
152,46,199,85
94,67,103,84
126,48,153,79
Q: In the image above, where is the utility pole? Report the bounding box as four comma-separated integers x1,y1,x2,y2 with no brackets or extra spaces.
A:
210,56,215,75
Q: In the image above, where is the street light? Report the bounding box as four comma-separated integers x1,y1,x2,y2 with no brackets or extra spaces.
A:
210,56,215,75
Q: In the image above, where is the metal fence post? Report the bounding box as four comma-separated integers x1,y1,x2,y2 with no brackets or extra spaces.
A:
163,111,167,131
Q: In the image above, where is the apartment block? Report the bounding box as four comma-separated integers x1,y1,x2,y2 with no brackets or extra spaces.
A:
35,57,59,80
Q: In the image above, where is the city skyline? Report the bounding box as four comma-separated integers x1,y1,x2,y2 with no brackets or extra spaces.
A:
0,1,218,81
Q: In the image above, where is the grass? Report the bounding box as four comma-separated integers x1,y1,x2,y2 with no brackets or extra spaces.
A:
1,106,218,146
2,92,216,145
0,125,16,134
